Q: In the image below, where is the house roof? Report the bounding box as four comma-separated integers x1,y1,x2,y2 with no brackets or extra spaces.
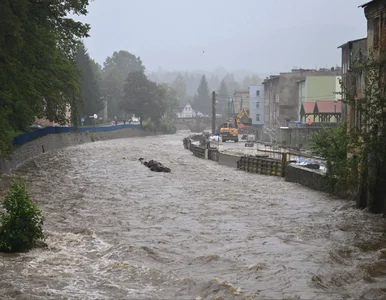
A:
314,100,342,114
337,37,367,49
302,102,316,114
359,0,375,8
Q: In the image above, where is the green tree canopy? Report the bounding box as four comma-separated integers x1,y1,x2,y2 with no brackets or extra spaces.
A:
102,66,125,119
159,83,179,119
194,75,210,115
75,44,104,119
103,50,145,78
0,0,91,155
121,72,167,126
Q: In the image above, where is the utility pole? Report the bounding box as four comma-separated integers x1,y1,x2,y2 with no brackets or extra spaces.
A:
212,91,216,135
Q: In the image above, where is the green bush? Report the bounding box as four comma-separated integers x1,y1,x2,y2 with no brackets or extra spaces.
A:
159,118,177,134
311,122,353,192
143,120,156,132
0,179,44,253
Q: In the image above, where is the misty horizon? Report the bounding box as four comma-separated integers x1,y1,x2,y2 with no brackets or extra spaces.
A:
75,0,367,75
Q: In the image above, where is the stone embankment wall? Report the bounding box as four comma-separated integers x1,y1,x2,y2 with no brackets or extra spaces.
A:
0,128,159,175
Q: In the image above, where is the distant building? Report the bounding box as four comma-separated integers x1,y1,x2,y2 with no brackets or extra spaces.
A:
249,85,265,126
338,37,367,130
233,90,250,114
177,102,194,118
263,68,342,127
176,102,204,118
297,75,342,120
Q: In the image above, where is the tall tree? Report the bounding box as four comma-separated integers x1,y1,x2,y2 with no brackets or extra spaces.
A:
159,83,179,119
121,72,166,126
102,66,124,119
217,79,229,115
172,73,187,102
223,74,240,95
75,44,104,119
241,74,261,89
0,0,90,155
103,50,145,78
194,75,211,115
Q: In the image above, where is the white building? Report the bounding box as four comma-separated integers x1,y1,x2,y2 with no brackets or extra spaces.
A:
249,85,265,125
177,102,205,118
177,103,193,118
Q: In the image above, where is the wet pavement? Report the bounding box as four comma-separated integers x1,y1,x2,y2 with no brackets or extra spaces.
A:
0,131,385,300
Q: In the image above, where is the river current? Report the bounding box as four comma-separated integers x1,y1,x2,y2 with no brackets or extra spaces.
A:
0,132,385,300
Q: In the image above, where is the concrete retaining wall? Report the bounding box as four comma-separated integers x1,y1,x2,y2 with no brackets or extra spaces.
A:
0,128,161,175
285,164,328,192
218,153,241,168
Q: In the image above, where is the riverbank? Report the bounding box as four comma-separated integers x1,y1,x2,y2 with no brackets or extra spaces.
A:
0,127,163,175
184,135,329,194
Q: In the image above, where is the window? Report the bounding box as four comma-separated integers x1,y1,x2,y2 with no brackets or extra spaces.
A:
256,102,260,109
373,17,380,48
256,90,260,96
256,114,260,121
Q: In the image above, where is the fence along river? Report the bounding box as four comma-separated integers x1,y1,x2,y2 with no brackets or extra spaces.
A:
0,132,385,299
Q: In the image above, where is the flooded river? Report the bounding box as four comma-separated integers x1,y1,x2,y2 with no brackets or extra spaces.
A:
1,132,386,299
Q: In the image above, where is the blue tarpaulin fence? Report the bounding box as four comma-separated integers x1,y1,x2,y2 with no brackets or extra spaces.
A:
13,124,142,146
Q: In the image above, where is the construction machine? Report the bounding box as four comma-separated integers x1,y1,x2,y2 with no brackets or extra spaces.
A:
218,98,239,142
235,108,252,131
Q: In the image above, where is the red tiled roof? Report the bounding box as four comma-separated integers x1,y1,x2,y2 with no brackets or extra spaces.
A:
315,100,342,114
302,102,315,114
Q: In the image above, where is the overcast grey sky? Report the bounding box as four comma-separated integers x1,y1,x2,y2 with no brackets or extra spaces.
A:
78,0,367,74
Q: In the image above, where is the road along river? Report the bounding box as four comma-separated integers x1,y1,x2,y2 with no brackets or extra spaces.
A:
0,131,385,300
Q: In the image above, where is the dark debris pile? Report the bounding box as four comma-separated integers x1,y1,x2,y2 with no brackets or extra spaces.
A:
139,158,171,173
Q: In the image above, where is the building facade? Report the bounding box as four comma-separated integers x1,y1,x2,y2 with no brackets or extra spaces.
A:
177,103,194,118
249,85,265,125
297,75,342,120
233,90,250,114
263,68,341,127
338,37,368,129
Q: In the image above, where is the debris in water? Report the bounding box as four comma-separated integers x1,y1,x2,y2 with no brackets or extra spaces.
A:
139,158,171,173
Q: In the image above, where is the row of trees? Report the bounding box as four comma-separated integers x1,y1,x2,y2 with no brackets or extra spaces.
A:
149,69,261,96
185,73,248,116
0,1,179,155
152,71,261,115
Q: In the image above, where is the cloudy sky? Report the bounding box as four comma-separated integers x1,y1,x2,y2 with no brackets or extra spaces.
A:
77,0,368,74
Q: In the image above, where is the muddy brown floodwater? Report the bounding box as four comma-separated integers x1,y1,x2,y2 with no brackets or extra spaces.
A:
1,132,386,300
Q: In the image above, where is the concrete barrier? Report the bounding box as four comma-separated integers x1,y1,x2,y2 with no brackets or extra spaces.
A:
285,164,328,192
218,153,241,168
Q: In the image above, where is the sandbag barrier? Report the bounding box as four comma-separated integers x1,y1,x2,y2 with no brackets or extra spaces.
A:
237,155,283,177
192,145,207,159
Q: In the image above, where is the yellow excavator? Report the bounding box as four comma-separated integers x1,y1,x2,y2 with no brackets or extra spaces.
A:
219,101,252,142
235,108,252,129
